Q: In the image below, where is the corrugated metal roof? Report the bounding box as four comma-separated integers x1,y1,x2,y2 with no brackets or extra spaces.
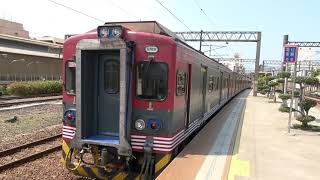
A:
0,33,63,48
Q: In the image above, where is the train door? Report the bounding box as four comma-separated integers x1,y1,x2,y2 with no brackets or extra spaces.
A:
97,53,120,136
186,64,192,128
201,66,207,116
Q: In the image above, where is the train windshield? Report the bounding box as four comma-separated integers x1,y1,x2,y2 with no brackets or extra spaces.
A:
66,61,76,95
136,61,168,100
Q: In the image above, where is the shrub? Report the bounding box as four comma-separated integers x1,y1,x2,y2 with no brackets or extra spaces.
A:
293,91,300,98
296,116,316,128
298,99,317,115
0,85,5,96
7,81,62,96
268,81,279,87
279,106,290,113
278,93,291,100
304,76,319,85
278,72,291,78
277,78,285,83
259,90,267,95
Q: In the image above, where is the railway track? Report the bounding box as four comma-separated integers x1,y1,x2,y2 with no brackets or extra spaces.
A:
0,96,62,108
0,134,62,172
305,95,320,103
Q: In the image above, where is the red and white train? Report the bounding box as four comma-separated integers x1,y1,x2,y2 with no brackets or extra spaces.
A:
61,21,251,179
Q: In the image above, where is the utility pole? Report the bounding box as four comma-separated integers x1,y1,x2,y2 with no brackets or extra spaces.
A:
283,35,289,94
199,30,203,51
288,62,297,133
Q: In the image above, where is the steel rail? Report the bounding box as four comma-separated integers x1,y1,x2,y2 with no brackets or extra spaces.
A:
0,145,61,172
305,95,320,103
0,134,62,158
0,96,62,108
0,134,62,172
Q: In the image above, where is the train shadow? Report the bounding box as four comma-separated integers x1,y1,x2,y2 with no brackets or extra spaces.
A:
175,89,251,159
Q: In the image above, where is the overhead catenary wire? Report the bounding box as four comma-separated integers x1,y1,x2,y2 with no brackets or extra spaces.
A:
192,0,215,27
47,0,105,23
190,0,227,58
108,0,140,20
153,0,193,32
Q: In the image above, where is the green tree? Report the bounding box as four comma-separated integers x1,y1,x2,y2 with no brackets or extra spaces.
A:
294,99,317,128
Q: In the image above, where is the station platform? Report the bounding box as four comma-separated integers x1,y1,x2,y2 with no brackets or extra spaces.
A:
157,90,320,180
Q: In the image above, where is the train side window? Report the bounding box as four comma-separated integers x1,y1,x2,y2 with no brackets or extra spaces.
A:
208,75,214,93
65,61,76,95
136,61,168,100
176,70,186,96
104,60,119,93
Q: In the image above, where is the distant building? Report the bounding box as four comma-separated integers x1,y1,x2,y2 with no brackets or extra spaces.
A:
0,19,29,38
36,36,64,45
0,19,63,82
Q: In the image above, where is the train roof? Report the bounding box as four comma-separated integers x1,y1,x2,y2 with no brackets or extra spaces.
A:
104,21,251,79
104,21,184,42
90,21,250,79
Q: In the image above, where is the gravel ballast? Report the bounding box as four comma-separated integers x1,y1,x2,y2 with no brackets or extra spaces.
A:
0,103,62,148
0,151,91,180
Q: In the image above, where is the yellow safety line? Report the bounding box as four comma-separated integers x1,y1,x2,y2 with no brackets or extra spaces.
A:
112,172,128,180
155,154,172,173
228,103,250,180
62,140,70,155
134,175,141,180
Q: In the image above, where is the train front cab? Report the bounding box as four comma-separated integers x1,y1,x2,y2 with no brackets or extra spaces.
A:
62,24,177,180
62,25,137,179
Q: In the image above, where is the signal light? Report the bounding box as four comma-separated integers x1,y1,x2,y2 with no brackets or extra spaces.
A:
66,113,74,120
64,109,76,122
147,118,161,131
150,122,157,129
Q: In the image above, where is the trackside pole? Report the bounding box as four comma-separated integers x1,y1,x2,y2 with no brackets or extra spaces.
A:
288,62,297,133
253,32,261,97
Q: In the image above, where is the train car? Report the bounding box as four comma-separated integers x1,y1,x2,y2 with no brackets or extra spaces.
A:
61,21,251,180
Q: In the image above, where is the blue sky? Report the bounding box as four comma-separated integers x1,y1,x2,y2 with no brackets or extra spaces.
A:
1,0,319,70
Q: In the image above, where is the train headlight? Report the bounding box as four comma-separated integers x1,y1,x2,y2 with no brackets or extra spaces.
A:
135,119,145,131
97,25,123,38
112,27,122,37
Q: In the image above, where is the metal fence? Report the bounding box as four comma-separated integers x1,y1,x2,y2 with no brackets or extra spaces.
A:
0,73,61,82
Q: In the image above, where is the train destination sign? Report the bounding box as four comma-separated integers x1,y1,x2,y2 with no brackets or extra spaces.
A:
145,45,158,53
283,45,298,63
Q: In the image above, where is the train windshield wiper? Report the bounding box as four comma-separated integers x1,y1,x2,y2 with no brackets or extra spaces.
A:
142,58,154,79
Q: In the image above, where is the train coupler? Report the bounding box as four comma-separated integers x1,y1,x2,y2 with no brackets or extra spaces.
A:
139,142,155,180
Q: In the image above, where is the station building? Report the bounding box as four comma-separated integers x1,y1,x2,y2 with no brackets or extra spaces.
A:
0,19,63,82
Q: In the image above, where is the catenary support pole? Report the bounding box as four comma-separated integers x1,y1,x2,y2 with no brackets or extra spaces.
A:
253,32,261,96
199,30,203,51
283,35,289,94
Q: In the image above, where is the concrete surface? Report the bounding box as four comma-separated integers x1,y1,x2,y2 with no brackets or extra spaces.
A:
232,92,320,180
157,90,250,180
